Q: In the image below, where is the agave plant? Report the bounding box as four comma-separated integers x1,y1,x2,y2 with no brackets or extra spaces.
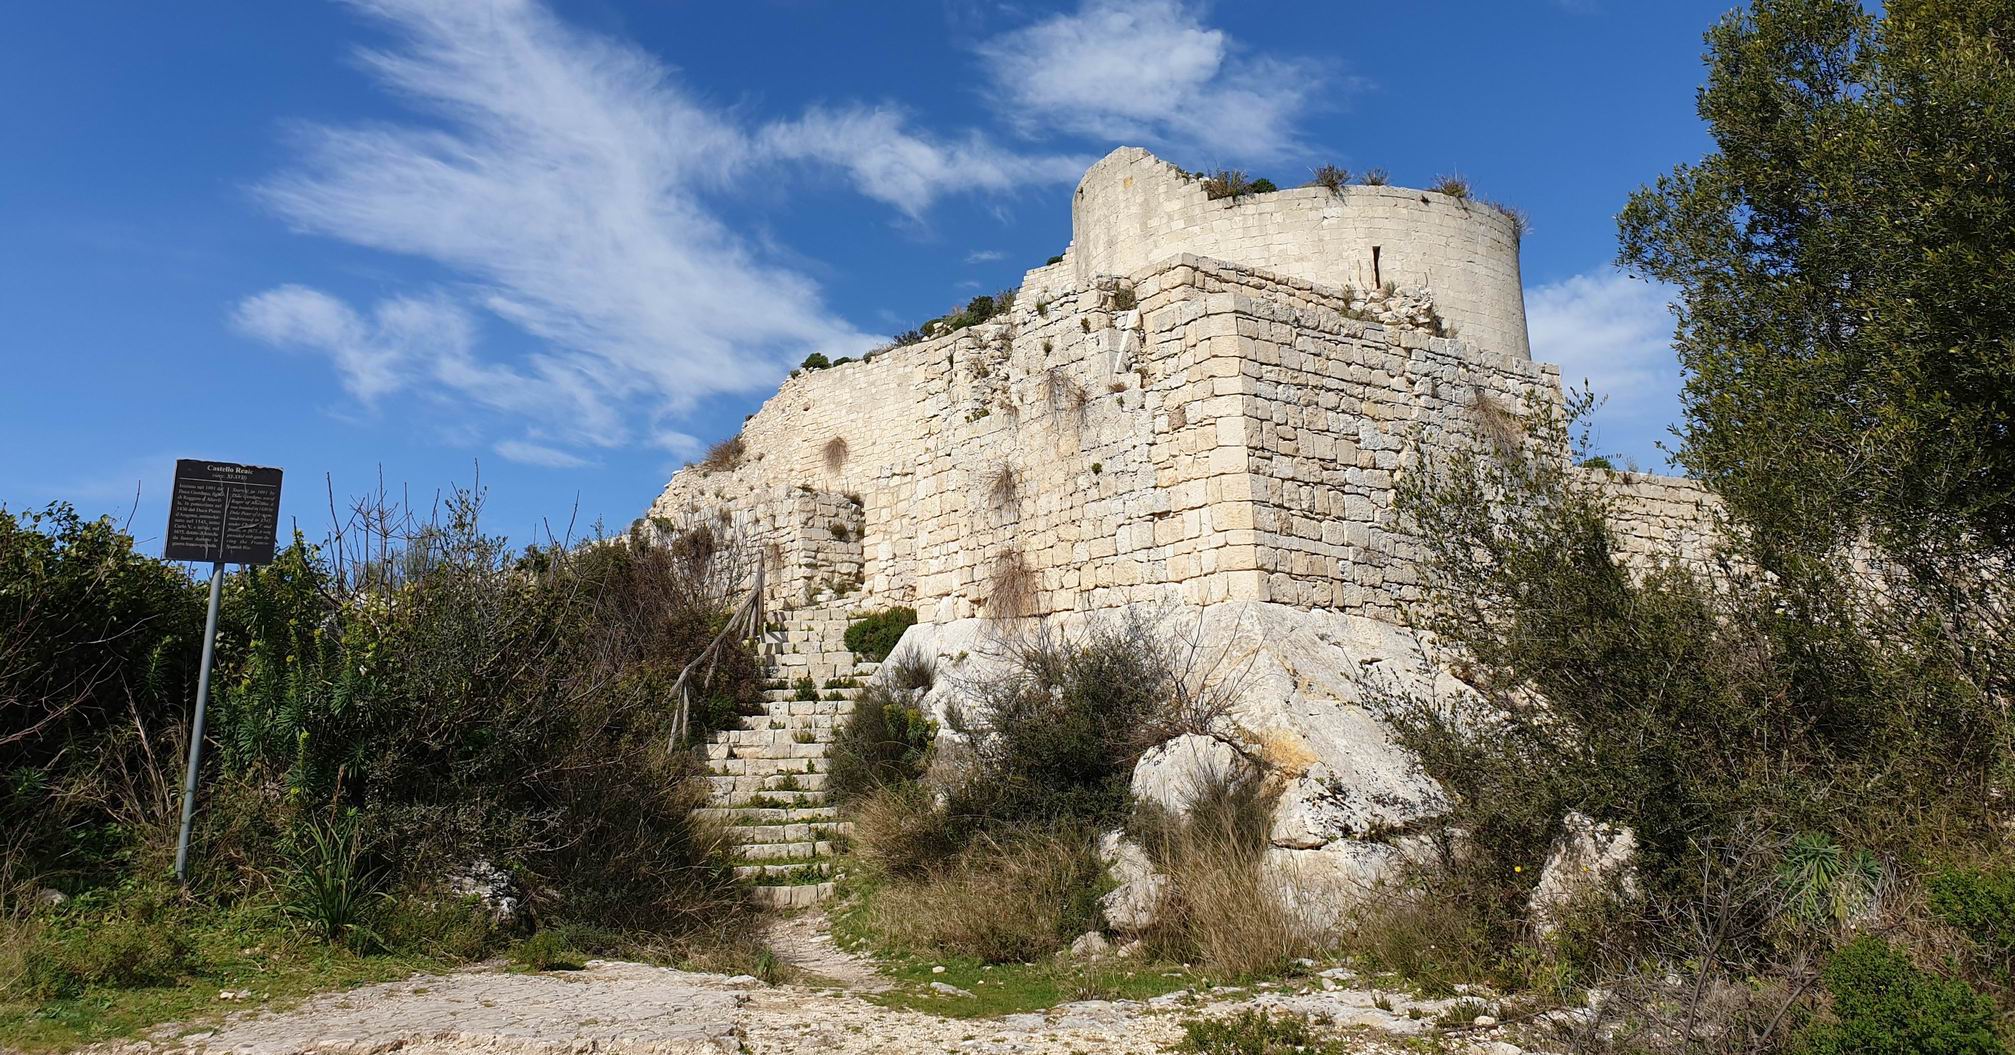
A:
1780,832,1883,928
287,811,389,948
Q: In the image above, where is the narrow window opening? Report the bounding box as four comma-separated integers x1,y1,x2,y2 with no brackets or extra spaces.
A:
1371,246,1382,287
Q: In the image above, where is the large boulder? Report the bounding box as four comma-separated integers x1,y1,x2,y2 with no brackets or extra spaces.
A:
1527,812,1639,937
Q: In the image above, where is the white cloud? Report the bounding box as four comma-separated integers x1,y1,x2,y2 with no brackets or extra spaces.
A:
494,439,593,469
978,0,1324,163
240,0,1078,459
965,249,1007,263
757,107,1085,217
1526,266,1684,462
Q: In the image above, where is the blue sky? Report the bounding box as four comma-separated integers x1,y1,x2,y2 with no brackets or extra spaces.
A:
1,0,1729,551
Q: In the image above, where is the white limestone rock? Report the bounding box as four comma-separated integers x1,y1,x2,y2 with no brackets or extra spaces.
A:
1528,812,1640,936
1098,830,1166,934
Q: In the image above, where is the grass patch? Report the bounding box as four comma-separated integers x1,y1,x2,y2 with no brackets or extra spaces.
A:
0,900,458,1053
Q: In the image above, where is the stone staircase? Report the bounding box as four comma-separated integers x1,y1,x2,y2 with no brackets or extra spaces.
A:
696,603,874,909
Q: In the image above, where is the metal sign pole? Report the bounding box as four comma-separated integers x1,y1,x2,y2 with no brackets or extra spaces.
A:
173,560,226,883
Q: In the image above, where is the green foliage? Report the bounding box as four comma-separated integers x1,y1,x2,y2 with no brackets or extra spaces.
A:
1930,865,2015,964
827,684,936,803
1247,177,1277,193
1045,254,1064,266
799,352,831,371
1178,1009,1344,1055
792,676,819,701
17,890,193,998
0,503,204,890
1199,168,1259,200
1373,393,2008,952
843,606,917,662
507,930,585,972
284,813,387,948
1779,832,1882,930
1800,936,2007,1055
1619,0,2015,557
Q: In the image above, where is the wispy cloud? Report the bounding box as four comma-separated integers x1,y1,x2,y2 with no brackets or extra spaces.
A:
978,0,1328,163
494,439,593,469
965,248,1007,263
237,0,1079,460
1527,266,1684,461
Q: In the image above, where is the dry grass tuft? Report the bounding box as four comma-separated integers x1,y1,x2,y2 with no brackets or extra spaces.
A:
985,464,1020,515
700,435,745,473
986,547,1036,619
1431,174,1472,199
1309,164,1351,194
1469,389,1523,452
822,435,849,473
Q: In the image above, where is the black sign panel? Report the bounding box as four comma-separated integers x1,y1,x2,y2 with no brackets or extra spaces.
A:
164,460,284,565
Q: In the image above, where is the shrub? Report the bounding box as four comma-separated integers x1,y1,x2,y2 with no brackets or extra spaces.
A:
948,613,1225,830
827,684,936,803
985,548,1036,620
792,676,819,701
1111,287,1137,311
1200,169,1257,200
1930,865,2015,963
1046,254,1064,266
1248,178,1277,193
1309,164,1350,193
1360,168,1390,186
883,648,937,693
1800,936,2006,1055
843,607,917,663
376,895,499,960
800,352,831,370
700,435,745,473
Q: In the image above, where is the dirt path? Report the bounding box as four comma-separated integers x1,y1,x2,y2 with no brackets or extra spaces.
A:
93,913,1532,1055
757,911,888,992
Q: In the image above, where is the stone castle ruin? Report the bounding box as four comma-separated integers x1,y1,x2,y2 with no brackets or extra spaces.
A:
660,148,1717,910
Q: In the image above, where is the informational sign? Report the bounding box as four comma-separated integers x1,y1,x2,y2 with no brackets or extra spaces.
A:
164,459,283,565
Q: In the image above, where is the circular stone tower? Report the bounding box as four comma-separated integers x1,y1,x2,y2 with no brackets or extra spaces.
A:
1068,147,1530,360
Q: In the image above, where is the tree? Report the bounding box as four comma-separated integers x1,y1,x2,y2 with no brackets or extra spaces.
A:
1619,0,2015,557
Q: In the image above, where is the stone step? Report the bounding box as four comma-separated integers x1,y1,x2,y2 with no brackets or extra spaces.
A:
708,772,828,796
727,820,850,844
695,806,837,825
718,789,826,807
751,881,835,908
734,862,833,882
732,839,833,861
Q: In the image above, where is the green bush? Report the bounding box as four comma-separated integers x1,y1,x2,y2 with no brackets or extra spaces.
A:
1930,865,2015,963
949,615,1215,831
1800,936,2006,1055
827,684,936,803
1178,1009,1344,1054
843,607,916,663
376,895,499,961
861,828,1105,963
799,352,831,371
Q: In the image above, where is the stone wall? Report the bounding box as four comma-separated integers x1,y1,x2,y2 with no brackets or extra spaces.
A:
1067,147,1530,360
